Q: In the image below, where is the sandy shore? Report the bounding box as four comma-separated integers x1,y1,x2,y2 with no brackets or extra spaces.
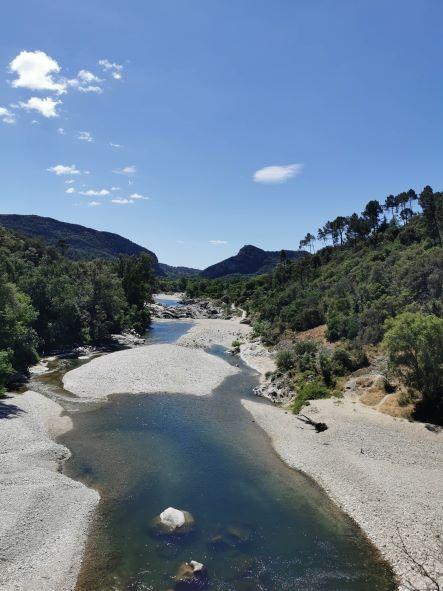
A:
0,390,99,591
242,395,443,590
64,342,239,399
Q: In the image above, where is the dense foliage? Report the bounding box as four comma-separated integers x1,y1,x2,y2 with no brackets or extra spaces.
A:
0,226,156,394
184,186,443,422
383,312,443,422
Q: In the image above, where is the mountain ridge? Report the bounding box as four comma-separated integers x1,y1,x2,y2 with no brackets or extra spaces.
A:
200,244,308,278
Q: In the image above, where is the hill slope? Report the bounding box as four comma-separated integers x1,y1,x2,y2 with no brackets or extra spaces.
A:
201,244,308,278
158,263,201,278
0,214,162,273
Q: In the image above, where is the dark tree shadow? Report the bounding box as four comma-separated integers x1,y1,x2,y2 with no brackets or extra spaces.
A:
0,397,25,419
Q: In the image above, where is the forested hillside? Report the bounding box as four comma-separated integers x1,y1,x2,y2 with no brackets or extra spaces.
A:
0,214,161,272
200,244,307,278
0,226,157,394
185,186,443,423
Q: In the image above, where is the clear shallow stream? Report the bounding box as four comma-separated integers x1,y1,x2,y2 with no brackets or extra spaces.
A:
42,321,395,591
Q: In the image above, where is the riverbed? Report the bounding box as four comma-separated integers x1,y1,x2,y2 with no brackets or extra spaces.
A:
50,320,396,591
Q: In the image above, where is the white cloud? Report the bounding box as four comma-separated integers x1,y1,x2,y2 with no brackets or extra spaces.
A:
79,188,110,196
110,186,120,191
88,201,101,207
209,240,228,245
253,163,303,184
113,165,136,175
78,130,93,142
99,59,123,80
66,187,76,194
67,69,104,94
110,142,122,148
9,50,66,94
0,106,16,124
47,164,80,175
65,179,75,184
57,127,65,134
83,170,91,175
19,96,60,118
129,192,149,201
31,119,39,125
77,70,102,83
111,198,134,205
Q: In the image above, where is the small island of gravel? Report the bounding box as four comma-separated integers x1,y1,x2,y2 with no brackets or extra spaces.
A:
63,342,239,399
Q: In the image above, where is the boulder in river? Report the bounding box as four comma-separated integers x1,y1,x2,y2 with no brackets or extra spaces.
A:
151,507,195,535
174,560,208,590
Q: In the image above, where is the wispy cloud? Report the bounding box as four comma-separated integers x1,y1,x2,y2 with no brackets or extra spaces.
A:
19,97,61,118
110,142,122,148
65,179,75,184
88,201,101,207
99,59,123,80
67,69,103,94
78,130,93,142
129,192,149,201
66,187,76,194
110,186,120,191
9,50,66,94
0,106,16,124
209,240,228,245
253,163,303,184
111,198,134,205
47,164,80,175
78,188,110,196
57,127,65,135
113,165,136,176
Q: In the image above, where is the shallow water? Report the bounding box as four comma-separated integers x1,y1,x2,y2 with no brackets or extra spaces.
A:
55,321,395,591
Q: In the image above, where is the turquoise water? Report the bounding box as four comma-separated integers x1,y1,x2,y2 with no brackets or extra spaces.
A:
57,322,395,591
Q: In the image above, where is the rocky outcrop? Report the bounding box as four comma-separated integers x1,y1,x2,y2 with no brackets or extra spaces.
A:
150,299,230,320
253,373,294,405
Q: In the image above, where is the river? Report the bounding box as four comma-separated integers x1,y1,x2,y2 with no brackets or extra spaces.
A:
34,318,395,591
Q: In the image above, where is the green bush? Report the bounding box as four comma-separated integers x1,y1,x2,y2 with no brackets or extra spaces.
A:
383,312,443,423
276,348,295,372
291,379,331,414
0,350,14,397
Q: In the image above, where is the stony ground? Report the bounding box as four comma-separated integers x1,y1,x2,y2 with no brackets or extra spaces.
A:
0,391,99,591
242,393,443,591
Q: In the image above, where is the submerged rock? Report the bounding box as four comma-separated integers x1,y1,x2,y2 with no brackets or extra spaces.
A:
151,507,195,535
174,560,208,590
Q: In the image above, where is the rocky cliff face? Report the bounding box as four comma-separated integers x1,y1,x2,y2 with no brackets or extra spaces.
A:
201,244,308,278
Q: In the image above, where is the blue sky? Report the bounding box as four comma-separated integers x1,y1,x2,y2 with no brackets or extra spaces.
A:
1,1,442,268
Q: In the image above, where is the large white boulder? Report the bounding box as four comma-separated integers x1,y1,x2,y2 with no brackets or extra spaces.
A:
151,507,195,535
160,507,186,529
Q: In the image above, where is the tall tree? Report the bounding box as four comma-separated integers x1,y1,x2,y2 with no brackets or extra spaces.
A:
362,200,383,235
419,186,442,246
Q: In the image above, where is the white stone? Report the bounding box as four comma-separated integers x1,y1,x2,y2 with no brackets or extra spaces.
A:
190,560,204,572
159,507,185,529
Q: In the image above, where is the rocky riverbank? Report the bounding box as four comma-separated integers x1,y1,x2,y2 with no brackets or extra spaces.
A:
151,297,232,320
0,391,99,591
242,395,443,591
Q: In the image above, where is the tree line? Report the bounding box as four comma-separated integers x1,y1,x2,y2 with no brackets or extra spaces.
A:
299,186,441,251
0,227,157,395
183,185,442,423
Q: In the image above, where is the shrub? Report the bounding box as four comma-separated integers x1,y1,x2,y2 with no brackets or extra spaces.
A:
0,350,14,397
276,348,295,372
291,379,331,414
383,312,443,424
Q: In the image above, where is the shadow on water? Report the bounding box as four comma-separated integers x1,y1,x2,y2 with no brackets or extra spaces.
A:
43,321,395,591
